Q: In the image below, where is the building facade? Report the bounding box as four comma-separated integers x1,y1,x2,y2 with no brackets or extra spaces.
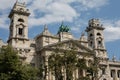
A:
0,1,120,80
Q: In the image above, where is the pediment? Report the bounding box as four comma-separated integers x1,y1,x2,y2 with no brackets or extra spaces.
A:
43,40,93,54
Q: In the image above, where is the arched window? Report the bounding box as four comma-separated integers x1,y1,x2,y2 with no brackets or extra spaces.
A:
90,41,93,48
97,37,102,47
89,33,93,37
97,40,102,47
18,28,23,35
97,33,101,36
18,18,24,22
20,8,24,11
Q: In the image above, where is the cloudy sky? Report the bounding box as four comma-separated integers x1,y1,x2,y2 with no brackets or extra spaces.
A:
0,0,120,60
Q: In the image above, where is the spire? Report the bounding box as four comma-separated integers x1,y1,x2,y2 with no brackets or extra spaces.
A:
14,0,18,6
16,0,18,3
44,24,48,31
80,32,87,41
40,24,52,36
81,32,85,37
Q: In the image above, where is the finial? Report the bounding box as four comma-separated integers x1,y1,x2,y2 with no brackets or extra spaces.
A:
80,32,86,41
112,55,116,62
44,24,48,31
14,0,19,7
16,0,18,2
81,32,85,36
15,0,18,4
23,2,26,5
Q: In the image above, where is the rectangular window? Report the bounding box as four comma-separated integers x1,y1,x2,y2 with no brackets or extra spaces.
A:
111,70,115,77
102,68,105,74
19,28,23,35
117,70,120,78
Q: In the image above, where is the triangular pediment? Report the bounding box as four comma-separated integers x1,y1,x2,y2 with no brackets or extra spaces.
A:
43,40,93,55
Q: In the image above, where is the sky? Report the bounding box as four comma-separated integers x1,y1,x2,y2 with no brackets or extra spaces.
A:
0,0,120,60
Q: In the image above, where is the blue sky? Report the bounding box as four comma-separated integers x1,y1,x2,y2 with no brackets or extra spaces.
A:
0,0,120,60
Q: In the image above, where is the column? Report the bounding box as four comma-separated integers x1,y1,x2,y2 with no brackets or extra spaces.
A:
113,69,117,80
45,56,49,80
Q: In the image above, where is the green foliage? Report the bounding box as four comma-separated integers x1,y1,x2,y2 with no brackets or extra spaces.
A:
78,77,90,80
0,46,38,80
62,50,77,80
48,53,63,80
48,50,78,80
77,58,87,69
47,44,100,80
0,46,20,74
38,64,44,79
86,57,100,80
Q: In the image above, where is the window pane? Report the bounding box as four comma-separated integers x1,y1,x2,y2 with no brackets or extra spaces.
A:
19,28,23,35
111,70,115,78
102,68,105,74
117,70,120,78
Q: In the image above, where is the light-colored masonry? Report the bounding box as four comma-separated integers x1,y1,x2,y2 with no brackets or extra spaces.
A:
0,1,120,80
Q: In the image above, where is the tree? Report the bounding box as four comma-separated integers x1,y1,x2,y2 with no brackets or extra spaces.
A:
47,44,92,80
0,46,38,80
86,57,101,80
47,43,100,80
48,53,63,80
76,58,89,80
48,44,78,80
38,64,45,79
62,50,77,80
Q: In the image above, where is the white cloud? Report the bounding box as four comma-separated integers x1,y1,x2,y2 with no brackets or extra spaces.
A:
28,1,78,27
71,19,120,42
71,25,81,33
0,0,16,10
0,14,9,29
102,20,120,42
0,0,119,42
0,0,16,29
70,19,87,34
0,0,109,29
78,0,108,9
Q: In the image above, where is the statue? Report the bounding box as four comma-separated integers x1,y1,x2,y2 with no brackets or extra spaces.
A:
58,23,70,33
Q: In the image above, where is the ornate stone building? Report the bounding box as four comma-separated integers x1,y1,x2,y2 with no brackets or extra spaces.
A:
0,1,120,80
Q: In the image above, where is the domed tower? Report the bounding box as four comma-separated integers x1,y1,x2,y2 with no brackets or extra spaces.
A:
7,1,30,47
86,19,108,59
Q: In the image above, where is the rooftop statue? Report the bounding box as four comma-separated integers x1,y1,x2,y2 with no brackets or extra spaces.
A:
58,23,70,33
